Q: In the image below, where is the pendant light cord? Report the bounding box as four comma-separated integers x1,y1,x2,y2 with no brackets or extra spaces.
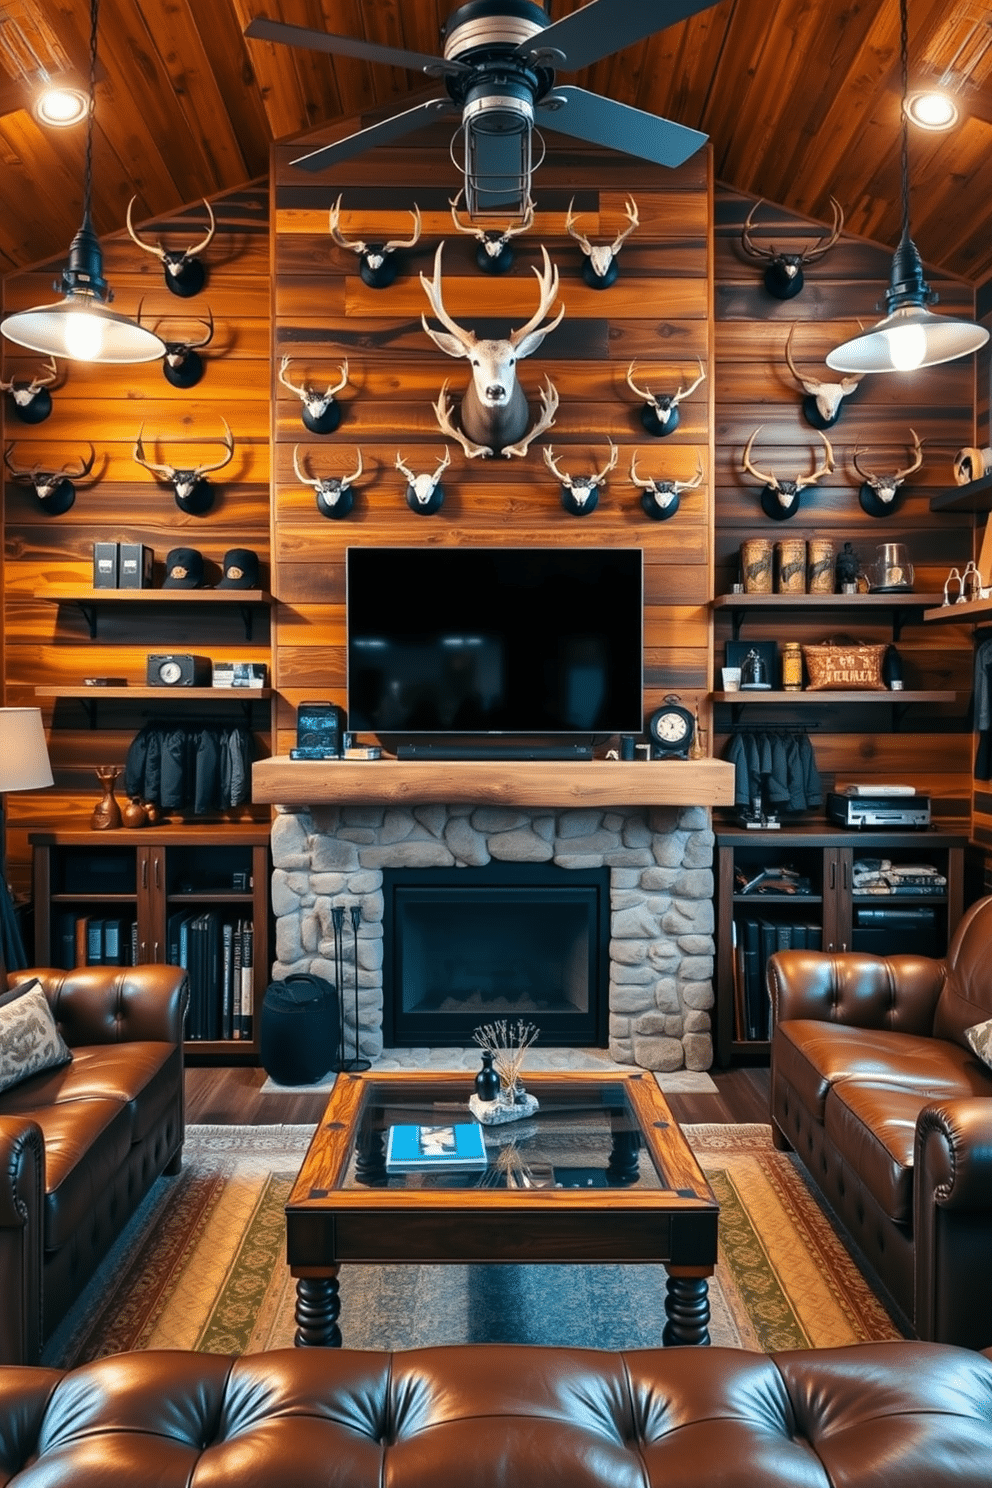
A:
898,0,911,246
83,0,98,223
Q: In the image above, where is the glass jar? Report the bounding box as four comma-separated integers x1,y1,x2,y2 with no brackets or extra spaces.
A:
782,641,803,691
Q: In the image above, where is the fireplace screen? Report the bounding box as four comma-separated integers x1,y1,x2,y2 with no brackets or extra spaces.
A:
382,864,610,1046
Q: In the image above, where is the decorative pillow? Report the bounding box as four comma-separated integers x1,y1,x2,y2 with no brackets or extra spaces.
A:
0,975,40,1010
964,1017,992,1072
802,641,888,691
0,981,72,1094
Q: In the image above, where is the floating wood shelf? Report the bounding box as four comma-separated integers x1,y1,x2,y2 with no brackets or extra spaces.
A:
712,690,954,704
923,597,992,625
35,587,271,640
928,473,992,512
36,686,270,700
713,592,945,642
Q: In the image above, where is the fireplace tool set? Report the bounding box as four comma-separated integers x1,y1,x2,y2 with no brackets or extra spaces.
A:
330,903,370,1072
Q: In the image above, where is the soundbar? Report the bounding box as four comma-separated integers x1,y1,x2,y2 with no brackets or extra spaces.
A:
396,742,594,762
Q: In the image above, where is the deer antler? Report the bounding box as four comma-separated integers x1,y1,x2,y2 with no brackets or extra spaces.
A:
394,452,416,484
626,362,657,405
133,425,175,479
795,431,835,490
188,418,235,479
3,444,40,481
328,194,366,253
610,197,639,252
156,308,215,349
293,445,316,487
543,445,570,486
383,204,422,252
279,355,349,401
508,246,564,347
671,359,707,406
432,447,451,482
4,442,95,481
740,202,777,262
630,451,704,491
785,324,861,396
797,197,844,263
853,429,924,486
420,243,477,351
564,198,593,254
742,427,779,488
0,356,60,394
126,197,216,261
592,440,619,484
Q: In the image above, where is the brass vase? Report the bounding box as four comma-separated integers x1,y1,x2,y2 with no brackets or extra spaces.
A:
91,766,123,830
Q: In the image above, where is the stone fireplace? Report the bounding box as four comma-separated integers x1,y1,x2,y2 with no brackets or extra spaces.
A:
269,802,716,1072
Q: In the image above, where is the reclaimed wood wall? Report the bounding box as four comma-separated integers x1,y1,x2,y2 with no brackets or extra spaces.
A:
1,184,271,899
713,187,975,815
270,124,714,759
3,109,983,904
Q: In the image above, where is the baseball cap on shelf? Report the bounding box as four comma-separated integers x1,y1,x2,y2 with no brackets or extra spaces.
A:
215,548,260,589
162,547,205,588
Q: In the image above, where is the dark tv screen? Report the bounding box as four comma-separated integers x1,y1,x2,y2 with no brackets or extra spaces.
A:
347,547,643,737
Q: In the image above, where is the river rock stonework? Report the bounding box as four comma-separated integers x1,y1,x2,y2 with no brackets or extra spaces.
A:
269,803,715,1072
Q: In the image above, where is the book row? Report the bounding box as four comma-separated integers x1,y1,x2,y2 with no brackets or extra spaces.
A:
732,918,824,1043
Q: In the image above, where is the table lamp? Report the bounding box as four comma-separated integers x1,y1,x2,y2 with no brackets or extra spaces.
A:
0,708,54,971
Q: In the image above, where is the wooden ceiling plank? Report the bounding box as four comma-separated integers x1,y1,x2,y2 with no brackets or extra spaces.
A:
232,0,315,143
186,0,272,180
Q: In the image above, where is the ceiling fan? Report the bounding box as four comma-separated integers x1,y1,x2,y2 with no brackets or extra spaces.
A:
244,0,717,218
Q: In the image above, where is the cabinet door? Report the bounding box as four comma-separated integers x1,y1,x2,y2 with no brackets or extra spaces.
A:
822,848,852,951
136,846,166,962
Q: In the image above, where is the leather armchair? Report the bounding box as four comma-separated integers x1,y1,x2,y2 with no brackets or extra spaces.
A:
769,895,992,1348
0,963,187,1365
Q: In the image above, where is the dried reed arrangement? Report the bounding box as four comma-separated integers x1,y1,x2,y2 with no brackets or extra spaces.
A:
472,1018,539,1096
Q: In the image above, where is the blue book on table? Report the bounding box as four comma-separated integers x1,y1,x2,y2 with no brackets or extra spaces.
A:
385,1122,488,1173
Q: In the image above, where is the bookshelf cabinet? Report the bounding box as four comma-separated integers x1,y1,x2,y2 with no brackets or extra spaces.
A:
714,824,966,1066
30,826,272,1062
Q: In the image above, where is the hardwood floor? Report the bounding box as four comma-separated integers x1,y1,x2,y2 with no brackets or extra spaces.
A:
184,1063,771,1126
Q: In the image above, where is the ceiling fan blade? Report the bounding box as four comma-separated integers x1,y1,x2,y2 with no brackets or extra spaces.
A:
291,98,459,173
244,16,459,75
524,0,721,72
539,86,707,169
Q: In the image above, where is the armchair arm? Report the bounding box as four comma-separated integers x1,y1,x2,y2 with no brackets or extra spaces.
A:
767,949,945,1034
0,1118,44,1365
8,965,189,1048
914,1098,992,1347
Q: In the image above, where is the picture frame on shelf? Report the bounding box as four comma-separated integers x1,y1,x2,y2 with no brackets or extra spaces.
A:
725,639,779,690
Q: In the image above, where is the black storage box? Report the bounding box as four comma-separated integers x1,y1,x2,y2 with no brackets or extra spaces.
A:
259,973,339,1086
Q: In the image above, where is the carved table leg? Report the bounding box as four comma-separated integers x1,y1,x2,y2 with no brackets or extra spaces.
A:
294,1268,342,1347
662,1271,711,1347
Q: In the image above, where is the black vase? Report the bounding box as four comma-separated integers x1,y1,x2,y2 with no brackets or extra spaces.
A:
474,1051,500,1103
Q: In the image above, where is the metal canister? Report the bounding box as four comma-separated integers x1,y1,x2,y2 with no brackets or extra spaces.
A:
782,641,804,690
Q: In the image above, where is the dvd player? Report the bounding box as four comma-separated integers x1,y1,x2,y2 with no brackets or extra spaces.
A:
396,742,593,761
827,792,931,829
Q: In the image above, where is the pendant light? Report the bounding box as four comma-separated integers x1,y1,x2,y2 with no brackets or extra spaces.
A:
0,0,164,364
826,0,988,375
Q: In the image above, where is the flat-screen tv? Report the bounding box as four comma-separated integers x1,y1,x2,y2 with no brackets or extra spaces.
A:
347,547,643,738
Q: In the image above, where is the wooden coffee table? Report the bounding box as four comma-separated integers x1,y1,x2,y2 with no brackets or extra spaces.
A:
286,1068,719,1348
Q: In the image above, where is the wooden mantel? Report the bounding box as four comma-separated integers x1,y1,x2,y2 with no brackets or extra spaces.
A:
251,757,735,809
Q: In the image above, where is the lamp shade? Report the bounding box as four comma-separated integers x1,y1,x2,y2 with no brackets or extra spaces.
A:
0,709,55,793
826,304,989,374
1,295,166,363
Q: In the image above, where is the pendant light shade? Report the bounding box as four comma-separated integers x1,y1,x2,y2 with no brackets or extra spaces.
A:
0,0,164,365
826,0,987,376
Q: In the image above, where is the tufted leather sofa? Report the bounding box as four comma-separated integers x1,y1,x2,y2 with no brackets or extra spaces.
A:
1,1342,990,1485
769,894,992,1349
0,963,187,1366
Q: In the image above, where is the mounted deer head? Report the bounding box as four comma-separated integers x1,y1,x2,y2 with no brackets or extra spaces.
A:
566,196,639,288
279,356,350,435
4,441,97,515
133,418,234,514
449,189,534,274
785,325,861,429
742,427,834,520
543,441,617,516
126,197,216,298
329,195,422,289
629,450,704,522
152,309,214,389
421,241,563,459
741,197,843,300
396,448,450,515
0,357,61,424
294,445,364,520
853,429,924,518
626,359,706,438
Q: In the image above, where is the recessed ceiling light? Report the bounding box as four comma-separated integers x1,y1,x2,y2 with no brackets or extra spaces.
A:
905,90,959,130
34,84,89,127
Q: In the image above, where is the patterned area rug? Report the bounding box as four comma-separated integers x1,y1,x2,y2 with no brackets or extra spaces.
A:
42,1122,904,1366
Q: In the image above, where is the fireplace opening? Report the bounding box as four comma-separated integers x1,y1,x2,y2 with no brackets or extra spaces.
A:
382,862,610,1047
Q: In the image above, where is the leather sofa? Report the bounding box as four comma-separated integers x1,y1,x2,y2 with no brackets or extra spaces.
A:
0,963,187,1366
1,1341,990,1485
769,894,992,1349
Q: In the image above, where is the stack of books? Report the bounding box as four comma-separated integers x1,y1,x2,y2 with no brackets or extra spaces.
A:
384,1122,488,1175
166,912,254,1041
